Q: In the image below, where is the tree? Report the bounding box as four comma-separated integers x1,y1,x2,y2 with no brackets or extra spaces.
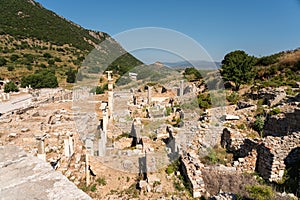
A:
0,56,7,66
7,65,14,71
4,81,19,93
221,50,255,90
184,67,202,82
21,69,58,89
66,68,77,83
10,54,19,61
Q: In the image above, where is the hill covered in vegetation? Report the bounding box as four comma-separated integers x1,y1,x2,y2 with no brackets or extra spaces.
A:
0,0,142,87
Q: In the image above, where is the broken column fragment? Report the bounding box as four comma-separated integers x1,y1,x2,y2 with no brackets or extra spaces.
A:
36,134,46,161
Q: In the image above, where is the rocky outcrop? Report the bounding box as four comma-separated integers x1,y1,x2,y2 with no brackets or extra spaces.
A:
0,146,91,200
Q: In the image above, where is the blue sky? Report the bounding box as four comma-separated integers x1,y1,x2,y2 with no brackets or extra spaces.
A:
35,0,300,62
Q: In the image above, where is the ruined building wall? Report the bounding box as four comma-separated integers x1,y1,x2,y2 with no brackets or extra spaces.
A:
264,108,300,137
221,128,300,182
180,154,206,198
256,132,300,182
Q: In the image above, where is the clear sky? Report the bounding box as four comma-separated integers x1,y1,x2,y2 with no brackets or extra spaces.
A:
35,0,300,62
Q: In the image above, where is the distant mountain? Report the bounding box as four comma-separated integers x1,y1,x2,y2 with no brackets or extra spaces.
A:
0,0,142,83
163,60,221,70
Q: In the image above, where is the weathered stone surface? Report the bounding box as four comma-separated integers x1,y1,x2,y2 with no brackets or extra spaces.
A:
0,146,91,200
258,87,286,107
180,153,206,198
264,108,300,137
225,115,240,120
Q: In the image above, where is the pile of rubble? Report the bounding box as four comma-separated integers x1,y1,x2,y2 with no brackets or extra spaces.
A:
0,102,88,186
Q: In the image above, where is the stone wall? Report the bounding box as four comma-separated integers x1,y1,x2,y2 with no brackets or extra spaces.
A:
221,128,259,173
256,132,300,182
180,152,206,198
221,128,300,182
264,108,300,137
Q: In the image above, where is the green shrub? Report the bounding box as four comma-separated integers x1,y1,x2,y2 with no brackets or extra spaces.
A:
198,92,212,109
246,185,274,200
21,69,58,89
40,63,47,68
184,67,202,81
26,65,33,70
96,177,107,186
253,116,265,136
268,108,281,116
201,146,233,165
255,99,265,115
165,159,180,175
165,107,172,116
66,68,77,83
226,91,239,105
7,65,14,71
48,59,55,65
43,53,52,58
54,57,62,62
92,83,108,94
90,184,97,192
255,53,282,66
237,123,246,130
10,54,19,61
0,57,7,66
4,81,19,93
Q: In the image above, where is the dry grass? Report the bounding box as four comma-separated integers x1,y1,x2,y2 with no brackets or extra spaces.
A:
279,48,300,65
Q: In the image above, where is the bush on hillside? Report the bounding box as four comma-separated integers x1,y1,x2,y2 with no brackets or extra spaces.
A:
21,69,58,89
4,81,19,93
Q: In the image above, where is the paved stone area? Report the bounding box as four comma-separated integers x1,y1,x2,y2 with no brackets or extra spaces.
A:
0,146,91,200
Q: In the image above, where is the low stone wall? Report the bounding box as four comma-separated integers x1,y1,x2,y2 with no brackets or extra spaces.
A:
180,152,206,198
264,108,300,137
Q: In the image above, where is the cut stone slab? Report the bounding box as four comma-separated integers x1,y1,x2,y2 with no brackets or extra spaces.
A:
0,146,91,200
225,114,240,120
